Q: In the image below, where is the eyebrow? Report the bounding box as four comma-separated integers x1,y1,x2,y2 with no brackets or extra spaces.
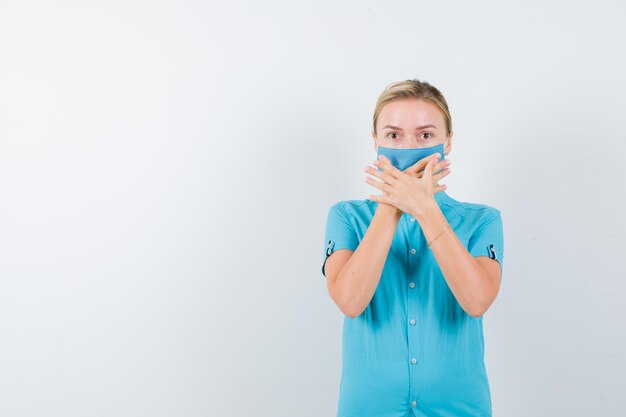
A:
381,124,437,131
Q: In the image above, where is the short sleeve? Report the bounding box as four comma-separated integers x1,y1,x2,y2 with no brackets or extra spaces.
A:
321,204,359,277
468,212,505,275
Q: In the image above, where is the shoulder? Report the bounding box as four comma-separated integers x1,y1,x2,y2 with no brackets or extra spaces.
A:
442,194,502,227
329,199,375,213
327,199,378,224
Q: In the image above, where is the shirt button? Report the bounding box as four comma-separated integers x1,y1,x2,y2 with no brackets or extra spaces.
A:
409,217,415,222
409,282,416,289
410,357,417,365
411,400,417,407
410,248,416,255
409,319,416,325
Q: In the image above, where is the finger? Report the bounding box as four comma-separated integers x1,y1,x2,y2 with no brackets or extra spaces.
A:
374,155,403,180
364,176,393,194
434,183,448,193
365,164,396,186
432,159,450,176
423,154,438,181
433,165,451,182
412,153,443,176
404,153,439,174
404,152,442,175
417,160,449,179
367,193,394,206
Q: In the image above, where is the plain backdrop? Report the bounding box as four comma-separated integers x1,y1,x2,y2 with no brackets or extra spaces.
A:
1,1,625,416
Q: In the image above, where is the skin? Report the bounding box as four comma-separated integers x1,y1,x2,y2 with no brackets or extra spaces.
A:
325,98,501,318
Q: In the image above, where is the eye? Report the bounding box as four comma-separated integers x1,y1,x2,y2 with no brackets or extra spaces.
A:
421,132,433,140
387,132,400,140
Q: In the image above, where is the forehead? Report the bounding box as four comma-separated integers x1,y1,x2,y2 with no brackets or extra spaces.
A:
378,98,444,127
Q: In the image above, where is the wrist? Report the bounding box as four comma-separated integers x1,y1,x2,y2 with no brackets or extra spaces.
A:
412,199,439,222
376,203,402,220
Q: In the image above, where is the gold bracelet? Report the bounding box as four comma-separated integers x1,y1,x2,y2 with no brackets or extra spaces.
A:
427,225,451,248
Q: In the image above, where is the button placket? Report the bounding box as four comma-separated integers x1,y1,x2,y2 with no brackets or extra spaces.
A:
406,224,421,410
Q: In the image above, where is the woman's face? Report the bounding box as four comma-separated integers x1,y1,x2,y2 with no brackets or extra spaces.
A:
372,98,453,155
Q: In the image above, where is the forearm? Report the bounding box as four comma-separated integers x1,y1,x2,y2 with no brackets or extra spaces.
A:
413,202,494,317
334,205,401,317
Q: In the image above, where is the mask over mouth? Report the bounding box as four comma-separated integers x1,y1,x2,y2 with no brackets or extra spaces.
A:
376,143,445,171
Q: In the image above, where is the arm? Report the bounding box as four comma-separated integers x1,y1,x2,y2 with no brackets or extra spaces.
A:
414,203,502,317
325,204,402,318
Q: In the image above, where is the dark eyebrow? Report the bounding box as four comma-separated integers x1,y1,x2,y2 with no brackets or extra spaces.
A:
381,124,437,131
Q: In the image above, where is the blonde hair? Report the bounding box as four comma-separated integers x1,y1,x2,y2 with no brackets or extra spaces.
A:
372,79,452,137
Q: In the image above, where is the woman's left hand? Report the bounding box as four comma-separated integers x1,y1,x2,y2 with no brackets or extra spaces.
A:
364,153,446,219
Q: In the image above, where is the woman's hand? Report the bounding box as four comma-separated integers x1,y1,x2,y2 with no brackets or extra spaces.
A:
364,153,450,219
404,153,451,185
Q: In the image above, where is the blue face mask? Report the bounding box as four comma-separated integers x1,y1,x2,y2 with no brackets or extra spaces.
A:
376,143,446,171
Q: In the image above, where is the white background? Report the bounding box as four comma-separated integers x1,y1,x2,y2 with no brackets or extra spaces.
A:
1,1,625,416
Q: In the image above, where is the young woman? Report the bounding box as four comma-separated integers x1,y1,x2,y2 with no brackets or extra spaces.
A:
321,79,504,417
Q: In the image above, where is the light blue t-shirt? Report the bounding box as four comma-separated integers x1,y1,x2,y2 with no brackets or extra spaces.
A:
321,191,504,417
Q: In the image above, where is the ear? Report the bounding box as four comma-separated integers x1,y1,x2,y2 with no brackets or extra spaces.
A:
372,131,378,152
444,131,453,156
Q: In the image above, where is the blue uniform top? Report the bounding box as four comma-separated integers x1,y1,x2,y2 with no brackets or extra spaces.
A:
321,191,504,417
